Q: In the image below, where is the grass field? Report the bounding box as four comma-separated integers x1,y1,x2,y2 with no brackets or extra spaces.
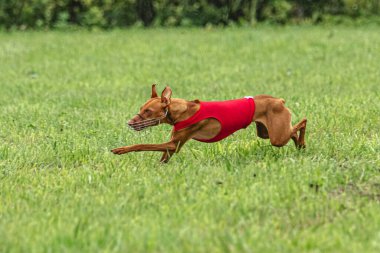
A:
1,26,380,253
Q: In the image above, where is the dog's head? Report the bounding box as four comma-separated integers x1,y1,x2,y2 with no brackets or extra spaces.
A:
128,84,172,131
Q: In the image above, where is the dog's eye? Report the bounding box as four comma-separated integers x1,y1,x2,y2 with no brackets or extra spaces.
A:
144,109,151,114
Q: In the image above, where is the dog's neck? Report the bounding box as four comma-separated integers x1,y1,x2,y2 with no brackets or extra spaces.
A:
165,98,200,125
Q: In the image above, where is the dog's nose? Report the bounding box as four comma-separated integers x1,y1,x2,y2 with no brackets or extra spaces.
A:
127,119,135,126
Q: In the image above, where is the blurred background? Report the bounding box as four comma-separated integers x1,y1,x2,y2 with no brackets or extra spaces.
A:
1,0,380,30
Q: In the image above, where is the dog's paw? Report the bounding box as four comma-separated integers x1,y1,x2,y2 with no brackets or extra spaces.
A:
297,143,306,149
111,147,126,155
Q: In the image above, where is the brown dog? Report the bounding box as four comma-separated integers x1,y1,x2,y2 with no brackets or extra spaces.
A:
111,84,307,163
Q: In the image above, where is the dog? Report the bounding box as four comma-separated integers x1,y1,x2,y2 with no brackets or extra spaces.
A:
111,84,307,163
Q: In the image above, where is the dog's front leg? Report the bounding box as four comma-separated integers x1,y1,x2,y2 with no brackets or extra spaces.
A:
159,138,188,163
160,150,175,163
160,121,211,163
111,141,177,155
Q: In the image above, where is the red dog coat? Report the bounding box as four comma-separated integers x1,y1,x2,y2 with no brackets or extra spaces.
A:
173,97,255,143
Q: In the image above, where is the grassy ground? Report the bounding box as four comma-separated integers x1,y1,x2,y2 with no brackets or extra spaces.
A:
0,26,380,253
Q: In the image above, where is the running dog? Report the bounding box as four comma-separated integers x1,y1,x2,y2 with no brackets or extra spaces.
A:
111,84,307,163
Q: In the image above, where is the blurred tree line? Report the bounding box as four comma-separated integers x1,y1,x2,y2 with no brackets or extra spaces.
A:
1,0,379,29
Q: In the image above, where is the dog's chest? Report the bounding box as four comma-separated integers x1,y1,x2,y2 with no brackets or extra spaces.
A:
192,118,221,140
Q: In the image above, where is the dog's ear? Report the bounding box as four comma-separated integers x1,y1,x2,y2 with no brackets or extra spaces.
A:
151,84,158,98
161,86,172,105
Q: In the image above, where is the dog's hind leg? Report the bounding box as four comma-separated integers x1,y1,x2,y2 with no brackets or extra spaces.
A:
291,118,307,149
291,132,299,147
261,98,307,149
253,96,307,149
265,100,294,147
298,119,307,148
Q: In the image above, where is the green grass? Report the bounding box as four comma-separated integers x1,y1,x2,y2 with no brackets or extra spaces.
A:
1,26,380,253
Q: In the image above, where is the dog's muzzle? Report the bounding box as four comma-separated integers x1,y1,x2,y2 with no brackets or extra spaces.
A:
127,118,161,131
127,109,168,131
